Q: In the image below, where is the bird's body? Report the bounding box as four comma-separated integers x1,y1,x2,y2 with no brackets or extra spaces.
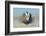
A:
22,11,32,24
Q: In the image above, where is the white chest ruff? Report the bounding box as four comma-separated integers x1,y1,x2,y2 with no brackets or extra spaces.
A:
25,12,30,21
26,17,29,21
25,15,29,21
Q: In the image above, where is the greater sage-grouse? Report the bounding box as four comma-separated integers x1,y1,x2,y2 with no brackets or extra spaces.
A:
22,11,32,24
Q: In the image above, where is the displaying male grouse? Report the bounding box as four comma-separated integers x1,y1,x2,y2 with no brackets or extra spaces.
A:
22,11,32,24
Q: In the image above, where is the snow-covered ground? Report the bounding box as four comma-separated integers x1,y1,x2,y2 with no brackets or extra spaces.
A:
13,16,39,28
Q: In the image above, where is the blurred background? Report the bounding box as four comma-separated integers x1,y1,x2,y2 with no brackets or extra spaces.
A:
13,8,39,16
